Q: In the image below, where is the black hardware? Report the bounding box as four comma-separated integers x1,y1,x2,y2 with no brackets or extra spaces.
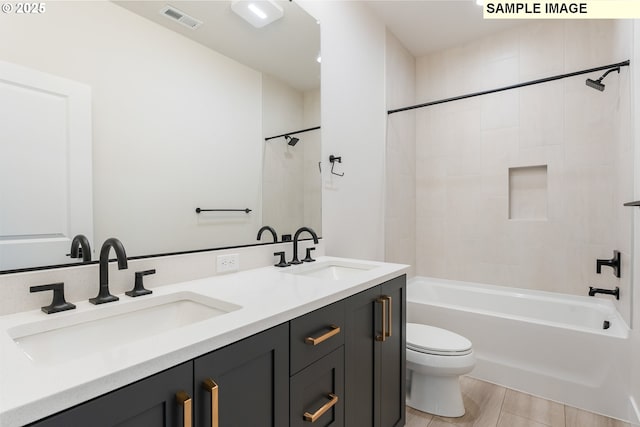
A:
329,155,344,177
596,250,621,278
388,60,631,115
257,226,278,243
67,234,92,262
264,126,321,141
126,269,155,297
282,234,292,242
196,208,251,214
291,227,319,265
586,67,621,91
285,135,299,146
588,286,620,300
30,282,76,314
623,201,640,207
603,320,611,330
274,251,290,268
90,238,128,305
303,247,316,263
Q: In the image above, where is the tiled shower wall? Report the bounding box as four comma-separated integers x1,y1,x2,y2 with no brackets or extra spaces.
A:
262,75,321,237
413,21,633,322
386,30,417,276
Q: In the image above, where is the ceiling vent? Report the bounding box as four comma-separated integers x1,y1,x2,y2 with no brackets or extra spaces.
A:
159,5,203,30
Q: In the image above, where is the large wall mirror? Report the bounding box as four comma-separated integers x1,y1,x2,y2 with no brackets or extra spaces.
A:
0,0,320,272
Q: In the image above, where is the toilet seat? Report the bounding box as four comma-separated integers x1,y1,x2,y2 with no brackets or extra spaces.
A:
407,323,472,356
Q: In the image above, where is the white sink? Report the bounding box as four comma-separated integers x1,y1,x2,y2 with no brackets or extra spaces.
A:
8,292,241,364
288,260,375,280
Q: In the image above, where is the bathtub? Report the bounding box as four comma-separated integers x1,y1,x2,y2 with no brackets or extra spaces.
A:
408,276,633,421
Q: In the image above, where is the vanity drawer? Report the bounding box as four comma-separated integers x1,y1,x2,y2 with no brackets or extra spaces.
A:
290,299,345,374
290,347,344,427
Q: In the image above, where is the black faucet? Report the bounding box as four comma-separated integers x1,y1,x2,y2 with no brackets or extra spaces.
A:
257,226,278,243
90,238,128,305
68,234,92,262
290,227,319,265
588,286,620,300
596,250,621,278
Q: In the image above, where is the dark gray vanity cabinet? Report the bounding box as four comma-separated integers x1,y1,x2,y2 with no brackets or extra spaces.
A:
194,323,289,427
28,361,194,427
28,324,288,427
28,275,406,427
344,275,406,427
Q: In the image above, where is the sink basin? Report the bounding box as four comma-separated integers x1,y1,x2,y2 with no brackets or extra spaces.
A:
288,260,375,280
8,292,241,364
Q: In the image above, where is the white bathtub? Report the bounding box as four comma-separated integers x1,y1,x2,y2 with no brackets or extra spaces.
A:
408,276,633,422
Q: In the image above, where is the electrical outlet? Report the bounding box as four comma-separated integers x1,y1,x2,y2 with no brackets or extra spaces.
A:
217,253,239,273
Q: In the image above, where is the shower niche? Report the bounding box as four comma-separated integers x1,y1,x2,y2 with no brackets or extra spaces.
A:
508,165,548,220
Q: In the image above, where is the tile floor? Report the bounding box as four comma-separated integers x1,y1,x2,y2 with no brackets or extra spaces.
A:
405,376,631,427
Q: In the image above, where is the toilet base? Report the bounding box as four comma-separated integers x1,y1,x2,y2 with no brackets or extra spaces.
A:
407,372,466,418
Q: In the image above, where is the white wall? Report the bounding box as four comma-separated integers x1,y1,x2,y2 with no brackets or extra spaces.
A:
0,1,263,258
300,1,387,261
414,20,635,323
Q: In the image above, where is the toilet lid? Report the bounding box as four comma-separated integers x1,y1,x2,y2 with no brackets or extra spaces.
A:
406,323,472,356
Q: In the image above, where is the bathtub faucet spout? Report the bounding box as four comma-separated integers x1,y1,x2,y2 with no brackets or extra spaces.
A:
588,286,620,300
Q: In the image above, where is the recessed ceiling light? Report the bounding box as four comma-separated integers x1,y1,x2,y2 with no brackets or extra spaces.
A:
248,3,268,20
231,0,284,28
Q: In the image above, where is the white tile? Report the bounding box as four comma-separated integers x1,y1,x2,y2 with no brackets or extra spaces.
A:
481,90,519,130
519,21,565,81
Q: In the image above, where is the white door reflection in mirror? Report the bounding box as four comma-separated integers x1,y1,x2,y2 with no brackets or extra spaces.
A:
0,61,93,270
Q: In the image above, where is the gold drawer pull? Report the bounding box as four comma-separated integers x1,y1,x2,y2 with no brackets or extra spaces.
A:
303,393,339,422
382,295,392,338
203,378,219,427
176,391,192,427
305,325,341,346
376,297,387,342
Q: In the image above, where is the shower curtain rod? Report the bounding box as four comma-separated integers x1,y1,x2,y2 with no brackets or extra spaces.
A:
264,126,321,141
388,59,630,115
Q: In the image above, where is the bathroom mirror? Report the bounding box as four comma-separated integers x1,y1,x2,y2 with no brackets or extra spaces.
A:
0,0,320,272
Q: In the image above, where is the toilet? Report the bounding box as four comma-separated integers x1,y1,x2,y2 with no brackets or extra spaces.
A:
406,323,476,417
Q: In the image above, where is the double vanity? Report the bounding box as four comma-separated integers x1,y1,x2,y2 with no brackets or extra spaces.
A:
0,257,408,426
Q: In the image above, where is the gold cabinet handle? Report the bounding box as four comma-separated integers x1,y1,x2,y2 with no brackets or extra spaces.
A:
305,325,341,346
376,297,387,342
303,393,339,422
176,391,192,427
203,378,219,427
382,295,392,338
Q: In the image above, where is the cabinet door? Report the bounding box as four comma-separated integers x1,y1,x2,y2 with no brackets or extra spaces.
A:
29,362,194,427
379,276,406,427
290,347,344,427
344,285,380,427
194,323,288,427
344,276,406,427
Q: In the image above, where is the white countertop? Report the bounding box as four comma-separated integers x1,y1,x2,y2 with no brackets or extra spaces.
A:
0,256,409,427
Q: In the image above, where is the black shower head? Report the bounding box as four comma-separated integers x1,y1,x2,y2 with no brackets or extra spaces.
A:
585,77,605,91
285,135,299,146
585,66,620,92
